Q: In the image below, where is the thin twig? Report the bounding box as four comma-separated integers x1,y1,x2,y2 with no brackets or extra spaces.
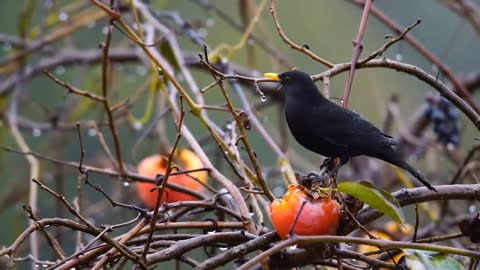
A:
31,179,148,269
7,83,40,266
413,204,420,242
1,145,207,199
450,144,480,185
348,0,480,114
313,58,480,131
75,123,86,173
334,249,395,269
342,0,373,108
44,70,105,102
237,234,480,270
288,201,307,236
358,19,422,65
269,0,333,68
200,49,275,201
22,206,66,260
142,97,186,259
91,219,147,270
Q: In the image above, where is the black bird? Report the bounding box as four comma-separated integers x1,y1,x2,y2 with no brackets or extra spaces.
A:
264,70,436,191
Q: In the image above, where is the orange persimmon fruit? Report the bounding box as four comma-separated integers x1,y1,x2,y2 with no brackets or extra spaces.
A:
135,149,207,209
358,222,413,265
270,184,341,240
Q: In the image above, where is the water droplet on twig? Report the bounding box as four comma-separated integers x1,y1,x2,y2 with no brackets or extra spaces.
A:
58,12,69,22
32,128,42,137
2,42,12,52
88,128,97,137
136,66,147,76
133,122,143,130
255,83,266,102
206,18,215,27
55,66,66,75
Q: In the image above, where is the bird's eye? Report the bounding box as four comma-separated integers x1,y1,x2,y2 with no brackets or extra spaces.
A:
284,76,291,83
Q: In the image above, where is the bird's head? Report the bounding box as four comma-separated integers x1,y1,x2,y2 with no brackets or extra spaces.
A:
264,70,320,99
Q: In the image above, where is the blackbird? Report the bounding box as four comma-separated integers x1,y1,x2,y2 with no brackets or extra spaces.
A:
264,70,436,191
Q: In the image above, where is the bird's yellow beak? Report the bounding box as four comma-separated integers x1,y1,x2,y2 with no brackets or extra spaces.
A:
264,73,280,81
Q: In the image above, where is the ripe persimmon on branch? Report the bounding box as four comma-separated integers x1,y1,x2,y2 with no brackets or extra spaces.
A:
0,1,479,270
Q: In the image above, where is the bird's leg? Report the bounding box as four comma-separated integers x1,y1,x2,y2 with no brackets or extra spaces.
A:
320,158,332,170
319,157,341,185
328,155,349,179
327,159,339,179
319,158,331,173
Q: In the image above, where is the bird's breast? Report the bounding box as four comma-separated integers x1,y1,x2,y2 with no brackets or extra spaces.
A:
285,104,340,158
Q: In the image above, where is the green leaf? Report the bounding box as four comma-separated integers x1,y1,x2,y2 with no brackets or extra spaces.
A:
404,249,465,270
430,254,465,270
337,181,405,225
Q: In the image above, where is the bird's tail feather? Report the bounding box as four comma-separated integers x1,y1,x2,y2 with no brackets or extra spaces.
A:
398,161,437,191
375,148,437,191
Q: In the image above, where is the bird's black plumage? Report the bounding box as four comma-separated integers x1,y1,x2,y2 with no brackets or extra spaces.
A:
265,70,436,191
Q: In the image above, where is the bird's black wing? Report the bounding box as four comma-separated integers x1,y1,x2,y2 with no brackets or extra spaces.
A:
312,104,397,155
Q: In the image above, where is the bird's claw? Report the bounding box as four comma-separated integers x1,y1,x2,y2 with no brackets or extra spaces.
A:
319,158,339,179
319,158,332,171
327,170,338,179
